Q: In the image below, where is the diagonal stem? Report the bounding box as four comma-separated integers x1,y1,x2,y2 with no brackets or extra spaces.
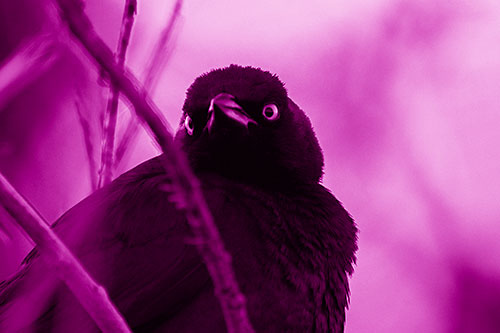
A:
54,0,254,331
0,173,131,332
113,0,182,170
0,34,59,112
97,0,137,188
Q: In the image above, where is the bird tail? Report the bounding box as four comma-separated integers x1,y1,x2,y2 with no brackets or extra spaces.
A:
0,259,60,331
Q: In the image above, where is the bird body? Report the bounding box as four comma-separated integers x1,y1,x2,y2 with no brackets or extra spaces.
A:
0,65,357,332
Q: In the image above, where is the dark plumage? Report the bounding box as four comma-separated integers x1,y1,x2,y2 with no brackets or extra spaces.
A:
0,65,357,332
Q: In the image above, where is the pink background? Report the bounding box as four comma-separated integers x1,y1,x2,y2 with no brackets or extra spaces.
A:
1,0,500,331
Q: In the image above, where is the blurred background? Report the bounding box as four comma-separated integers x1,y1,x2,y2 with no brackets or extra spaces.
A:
1,0,500,331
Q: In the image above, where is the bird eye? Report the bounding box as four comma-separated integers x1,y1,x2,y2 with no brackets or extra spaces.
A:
184,115,194,136
262,104,279,121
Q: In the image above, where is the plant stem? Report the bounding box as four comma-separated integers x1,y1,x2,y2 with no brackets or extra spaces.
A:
54,0,254,331
0,35,59,112
97,0,137,188
0,173,131,332
113,0,182,171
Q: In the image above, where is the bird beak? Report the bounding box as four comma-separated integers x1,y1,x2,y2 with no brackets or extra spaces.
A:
206,93,257,134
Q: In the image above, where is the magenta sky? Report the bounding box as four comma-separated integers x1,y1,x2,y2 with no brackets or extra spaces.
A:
1,0,500,331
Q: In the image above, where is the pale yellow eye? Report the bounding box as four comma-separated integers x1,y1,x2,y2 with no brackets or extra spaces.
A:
184,115,194,135
262,104,279,121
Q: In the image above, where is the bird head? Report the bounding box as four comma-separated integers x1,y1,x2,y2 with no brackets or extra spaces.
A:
175,65,324,187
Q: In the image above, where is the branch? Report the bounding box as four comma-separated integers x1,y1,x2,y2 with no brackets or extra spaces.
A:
0,34,59,112
74,96,99,191
97,0,137,188
142,0,182,91
0,209,14,244
0,173,131,332
113,0,182,170
54,0,254,332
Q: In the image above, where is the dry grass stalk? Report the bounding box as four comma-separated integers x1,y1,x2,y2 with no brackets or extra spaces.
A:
54,0,254,331
97,0,137,188
0,173,131,332
74,96,99,191
0,35,59,112
113,0,183,170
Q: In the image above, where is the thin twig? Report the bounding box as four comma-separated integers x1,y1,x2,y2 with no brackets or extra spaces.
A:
142,0,182,90
74,96,99,191
0,173,131,332
0,35,59,112
54,0,254,331
113,0,182,170
0,209,13,243
97,0,137,188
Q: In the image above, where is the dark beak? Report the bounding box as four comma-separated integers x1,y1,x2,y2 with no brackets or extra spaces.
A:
205,93,257,134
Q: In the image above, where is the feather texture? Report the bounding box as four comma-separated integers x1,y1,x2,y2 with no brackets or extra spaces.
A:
0,65,357,332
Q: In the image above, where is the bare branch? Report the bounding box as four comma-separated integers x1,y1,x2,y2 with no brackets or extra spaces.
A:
0,214,13,244
0,35,59,112
143,0,182,90
97,0,137,188
114,0,182,170
75,97,99,191
0,173,131,332
54,0,254,331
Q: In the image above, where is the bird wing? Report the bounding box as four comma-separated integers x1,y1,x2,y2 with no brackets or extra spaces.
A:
314,184,357,332
0,155,212,332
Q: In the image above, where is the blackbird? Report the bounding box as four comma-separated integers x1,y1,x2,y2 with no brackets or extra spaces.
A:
0,64,357,332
